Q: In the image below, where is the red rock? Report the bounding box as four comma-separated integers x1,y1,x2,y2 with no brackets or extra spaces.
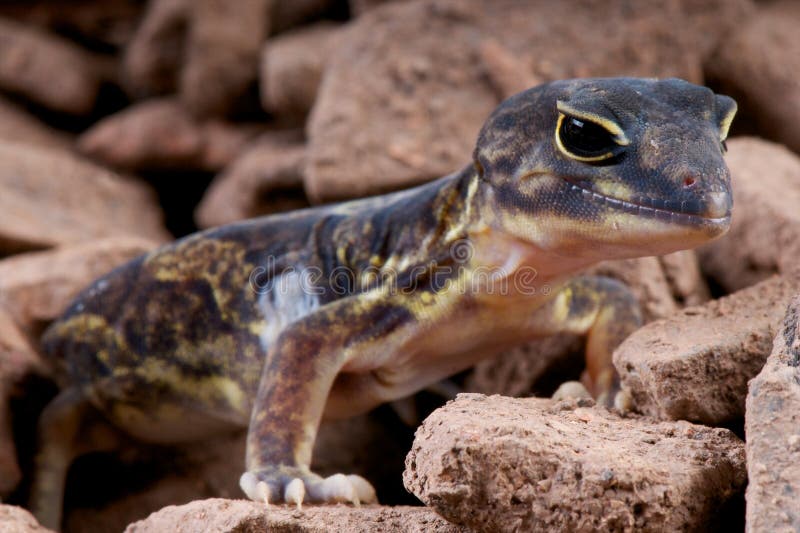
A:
745,295,800,533
0,142,169,254
0,309,46,498
195,130,308,228
77,98,261,172
121,0,188,98
0,95,71,149
306,0,494,202
466,334,583,397
179,0,270,118
477,38,542,100
269,0,342,34
658,250,711,308
349,0,409,16
0,17,101,115
306,0,751,202
121,0,336,102
404,394,746,532
260,22,343,117
615,271,800,424
705,1,800,154
0,238,158,335
0,0,144,52
0,504,54,533
699,137,800,293
123,499,460,533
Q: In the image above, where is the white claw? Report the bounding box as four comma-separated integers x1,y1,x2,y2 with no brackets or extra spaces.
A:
256,481,270,506
284,478,305,510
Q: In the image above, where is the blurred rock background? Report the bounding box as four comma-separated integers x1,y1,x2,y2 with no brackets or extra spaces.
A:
0,0,799,531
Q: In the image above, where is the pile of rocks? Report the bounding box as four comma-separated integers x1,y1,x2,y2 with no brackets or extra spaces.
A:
0,0,799,531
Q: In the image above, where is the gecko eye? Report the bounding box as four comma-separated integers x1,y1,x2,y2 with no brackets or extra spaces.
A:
556,114,619,162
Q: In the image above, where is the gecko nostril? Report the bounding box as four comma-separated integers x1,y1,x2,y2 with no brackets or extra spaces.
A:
682,176,697,189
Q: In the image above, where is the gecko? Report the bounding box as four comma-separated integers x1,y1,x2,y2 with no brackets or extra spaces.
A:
31,77,736,529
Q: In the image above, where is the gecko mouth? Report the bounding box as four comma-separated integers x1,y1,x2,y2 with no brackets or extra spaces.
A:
563,178,731,226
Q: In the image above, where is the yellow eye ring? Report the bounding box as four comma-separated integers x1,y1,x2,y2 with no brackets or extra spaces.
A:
554,102,630,163
555,113,615,163
554,114,616,162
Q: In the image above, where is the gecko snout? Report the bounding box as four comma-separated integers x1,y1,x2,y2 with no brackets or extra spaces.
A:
672,164,731,219
702,190,732,219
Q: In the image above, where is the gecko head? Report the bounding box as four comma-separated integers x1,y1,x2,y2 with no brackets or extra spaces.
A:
473,77,736,262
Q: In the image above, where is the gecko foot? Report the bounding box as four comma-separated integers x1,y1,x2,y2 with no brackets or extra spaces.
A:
239,466,377,507
552,380,592,402
555,377,634,413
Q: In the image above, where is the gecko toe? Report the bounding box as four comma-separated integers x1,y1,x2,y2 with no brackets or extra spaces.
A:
306,473,356,504
348,474,378,504
552,380,592,401
240,467,376,506
284,478,305,509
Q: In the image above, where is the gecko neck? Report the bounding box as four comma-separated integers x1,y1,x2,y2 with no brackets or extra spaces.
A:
460,169,602,281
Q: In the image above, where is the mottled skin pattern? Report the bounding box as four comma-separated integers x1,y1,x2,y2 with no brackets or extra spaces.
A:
31,78,736,529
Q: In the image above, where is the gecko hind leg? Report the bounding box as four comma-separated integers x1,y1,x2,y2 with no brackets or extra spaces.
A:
30,387,125,531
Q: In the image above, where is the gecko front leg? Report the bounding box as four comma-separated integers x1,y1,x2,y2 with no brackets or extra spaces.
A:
239,293,412,507
530,275,643,407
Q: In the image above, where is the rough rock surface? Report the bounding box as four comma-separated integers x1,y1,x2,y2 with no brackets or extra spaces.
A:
179,0,269,118
745,295,800,533
465,334,583,397
616,271,800,424
0,142,169,253
195,130,308,228
466,252,709,396
268,0,342,34
122,0,331,104
0,308,46,497
260,23,343,117
0,17,101,114
699,137,800,293
404,394,746,532
121,0,188,98
306,0,750,202
62,413,412,532
0,238,157,335
124,499,460,533
349,0,407,16
705,1,800,154
0,504,54,533
658,250,711,308
0,0,143,52
0,95,71,149
78,98,261,172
